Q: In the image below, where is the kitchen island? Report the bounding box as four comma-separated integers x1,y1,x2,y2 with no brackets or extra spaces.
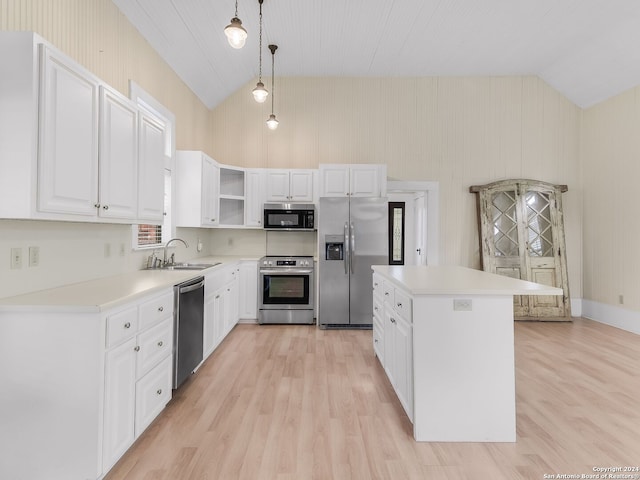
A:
371,265,563,442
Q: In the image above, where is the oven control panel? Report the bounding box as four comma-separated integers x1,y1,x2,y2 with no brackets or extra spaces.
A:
260,256,314,268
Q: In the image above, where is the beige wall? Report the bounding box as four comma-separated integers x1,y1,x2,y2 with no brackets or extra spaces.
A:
211,76,583,297
582,86,640,310
0,0,585,304
0,0,212,152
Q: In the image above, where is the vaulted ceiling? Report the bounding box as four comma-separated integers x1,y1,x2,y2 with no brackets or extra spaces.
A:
112,0,640,110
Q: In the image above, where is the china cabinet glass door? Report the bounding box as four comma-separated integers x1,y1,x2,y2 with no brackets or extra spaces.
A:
470,179,570,321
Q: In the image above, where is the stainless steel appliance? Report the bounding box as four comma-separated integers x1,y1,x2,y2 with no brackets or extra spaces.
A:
318,197,388,328
258,256,315,324
173,276,204,388
263,203,315,231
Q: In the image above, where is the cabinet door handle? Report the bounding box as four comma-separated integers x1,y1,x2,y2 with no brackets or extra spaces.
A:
384,292,389,296
215,295,220,299
397,302,402,308
156,389,162,395
102,205,109,210
157,341,163,347
134,345,140,352
124,322,131,329
94,203,101,209
158,306,164,312
390,317,396,324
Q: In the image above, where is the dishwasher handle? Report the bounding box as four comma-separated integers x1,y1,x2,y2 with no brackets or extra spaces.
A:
178,278,204,294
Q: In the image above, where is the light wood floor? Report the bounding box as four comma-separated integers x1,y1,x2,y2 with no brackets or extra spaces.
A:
105,318,640,480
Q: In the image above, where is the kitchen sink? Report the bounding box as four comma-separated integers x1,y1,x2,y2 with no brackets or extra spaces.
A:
148,262,221,271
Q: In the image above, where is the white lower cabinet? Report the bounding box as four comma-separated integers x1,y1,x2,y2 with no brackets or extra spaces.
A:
374,275,413,422
102,290,174,473
203,263,240,360
239,260,258,320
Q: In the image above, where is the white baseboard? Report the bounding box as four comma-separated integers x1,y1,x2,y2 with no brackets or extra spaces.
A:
581,299,640,335
238,318,258,324
570,297,582,317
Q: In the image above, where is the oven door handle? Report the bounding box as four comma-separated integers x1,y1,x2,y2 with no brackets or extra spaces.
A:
259,269,314,275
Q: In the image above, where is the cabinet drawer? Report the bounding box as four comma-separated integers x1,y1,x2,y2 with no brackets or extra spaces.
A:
106,306,138,348
394,288,412,322
372,273,383,298
382,280,394,305
134,355,172,437
139,291,173,330
136,317,173,378
373,294,383,320
373,315,384,363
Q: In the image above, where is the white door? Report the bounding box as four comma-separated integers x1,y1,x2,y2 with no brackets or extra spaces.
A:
137,112,165,223
245,170,265,226
265,170,291,201
98,86,138,220
103,338,137,472
289,170,314,202
201,157,219,226
38,46,99,216
349,165,381,197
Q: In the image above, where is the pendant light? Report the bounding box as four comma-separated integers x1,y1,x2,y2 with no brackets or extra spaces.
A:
266,44,279,130
224,0,247,49
252,0,268,103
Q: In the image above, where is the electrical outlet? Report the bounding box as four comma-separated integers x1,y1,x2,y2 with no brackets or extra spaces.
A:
10,248,22,269
453,298,472,311
28,246,39,267
619,294,624,305
104,243,111,258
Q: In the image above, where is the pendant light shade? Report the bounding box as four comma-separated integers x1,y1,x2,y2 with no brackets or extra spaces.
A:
252,0,268,103
266,44,278,130
252,82,268,103
224,1,247,49
266,113,279,130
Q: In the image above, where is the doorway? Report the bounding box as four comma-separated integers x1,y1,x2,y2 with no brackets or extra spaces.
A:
387,181,439,266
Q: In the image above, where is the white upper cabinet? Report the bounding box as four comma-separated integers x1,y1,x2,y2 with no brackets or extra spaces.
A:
265,169,315,202
98,86,138,220
245,169,265,227
0,32,165,224
37,44,100,217
137,112,166,223
319,164,387,197
175,150,219,227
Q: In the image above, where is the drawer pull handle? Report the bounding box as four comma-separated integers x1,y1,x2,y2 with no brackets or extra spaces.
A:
397,302,402,307
124,322,131,329
158,341,163,347
390,317,396,324
158,306,164,312
156,389,162,395
384,292,389,296
134,346,140,352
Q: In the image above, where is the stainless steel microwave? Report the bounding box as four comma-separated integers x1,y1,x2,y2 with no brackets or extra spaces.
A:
263,203,315,230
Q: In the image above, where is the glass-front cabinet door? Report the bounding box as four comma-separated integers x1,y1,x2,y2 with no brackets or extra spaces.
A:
471,179,570,321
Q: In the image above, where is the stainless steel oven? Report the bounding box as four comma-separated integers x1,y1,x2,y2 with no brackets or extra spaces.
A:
258,256,314,324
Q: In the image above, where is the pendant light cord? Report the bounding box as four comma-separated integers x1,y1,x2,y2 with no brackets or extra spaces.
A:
234,0,239,17
258,0,263,82
270,47,275,114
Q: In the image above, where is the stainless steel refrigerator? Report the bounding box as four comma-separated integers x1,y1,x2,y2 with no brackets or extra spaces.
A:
318,196,388,328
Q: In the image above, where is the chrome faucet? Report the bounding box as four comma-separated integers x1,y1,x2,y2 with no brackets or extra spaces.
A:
163,238,189,266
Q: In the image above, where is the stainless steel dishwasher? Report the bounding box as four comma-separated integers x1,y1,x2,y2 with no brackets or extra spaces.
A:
173,276,205,389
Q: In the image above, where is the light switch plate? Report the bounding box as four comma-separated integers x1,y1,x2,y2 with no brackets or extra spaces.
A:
10,247,22,269
28,246,39,267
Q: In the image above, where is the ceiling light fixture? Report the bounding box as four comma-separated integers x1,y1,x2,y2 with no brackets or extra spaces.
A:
224,0,247,49
252,0,268,103
266,44,279,130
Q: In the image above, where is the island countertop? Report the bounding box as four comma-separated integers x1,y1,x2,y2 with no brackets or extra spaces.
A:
371,265,564,297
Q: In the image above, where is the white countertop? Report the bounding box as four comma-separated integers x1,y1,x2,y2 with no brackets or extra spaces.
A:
372,265,564,296
0,255,258,313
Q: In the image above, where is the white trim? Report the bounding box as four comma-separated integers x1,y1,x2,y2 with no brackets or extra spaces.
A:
387,180,440,265
582,299,640,335
570,297,582,317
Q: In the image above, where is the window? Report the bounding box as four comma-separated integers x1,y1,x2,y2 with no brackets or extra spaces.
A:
388,202,405,265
